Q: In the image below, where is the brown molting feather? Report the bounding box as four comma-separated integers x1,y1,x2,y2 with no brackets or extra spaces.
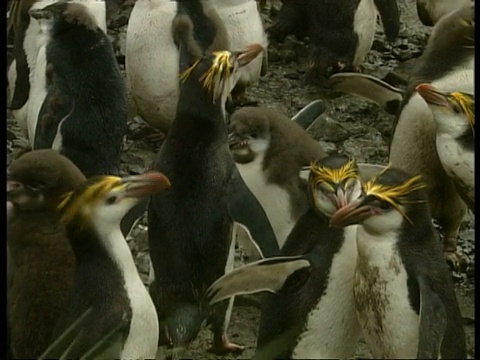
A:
172,15,204,61
63,2,99,32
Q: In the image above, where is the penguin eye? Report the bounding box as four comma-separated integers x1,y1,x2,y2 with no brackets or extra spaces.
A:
251,132,257,139
378,201,392,211
451,104,461,114
105,196,117,205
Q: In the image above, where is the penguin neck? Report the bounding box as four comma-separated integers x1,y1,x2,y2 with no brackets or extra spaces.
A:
66,222,139,284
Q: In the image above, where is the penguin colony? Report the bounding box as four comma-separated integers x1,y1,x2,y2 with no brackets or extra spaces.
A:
6,0,473,359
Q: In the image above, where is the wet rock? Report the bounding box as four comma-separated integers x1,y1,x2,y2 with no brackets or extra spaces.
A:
136,251,151,275
309,114,350,143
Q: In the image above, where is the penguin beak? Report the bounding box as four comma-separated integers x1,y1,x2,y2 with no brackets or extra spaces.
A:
334,187,348,209
233,43,265,68
329,197,372,228
416,83,449,108
120,172,171,198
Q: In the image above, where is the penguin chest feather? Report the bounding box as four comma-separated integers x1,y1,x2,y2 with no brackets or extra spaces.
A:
435,134,474,201
100,229,159,358
292,226,361,359
236,155,295,249
352,0,377,67
354,228,419,359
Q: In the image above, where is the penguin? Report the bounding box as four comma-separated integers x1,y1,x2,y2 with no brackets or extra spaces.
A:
206,154,385,359
51,171,170,359
330,167,467,359
125,0,267,131
27,1,127,178
147,8,268,352
416,0,472,26
266,0,400,82
6,149,85,358
228,106,328,250
328,3,474,268
7,0,107,128
416,84,475,211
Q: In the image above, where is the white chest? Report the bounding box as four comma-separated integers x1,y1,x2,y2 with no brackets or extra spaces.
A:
436,133,474,198
354,229,419,359
292,226,361,359
236,156,296,249
352,0,377,67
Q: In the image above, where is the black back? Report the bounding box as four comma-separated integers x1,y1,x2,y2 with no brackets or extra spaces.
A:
35,2,127,178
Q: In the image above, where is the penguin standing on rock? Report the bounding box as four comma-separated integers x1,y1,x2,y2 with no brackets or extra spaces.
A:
228,106,327,249
147,6,268,353
7,149,86,359
330,167,467,359
417,84,475,211
329,3,475,268
51,172,170,359
207,154,386,359
266,0,400,82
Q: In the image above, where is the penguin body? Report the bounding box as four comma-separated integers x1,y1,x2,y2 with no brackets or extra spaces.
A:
6,149,86,358
147,5,266,352
125,0,266,131
7,0,106,132
26,1,127,178
328,3,474,267
228,106,327,249
416,0,472,26
417,84,475,211
330,167,467,359
52,173,169,359
267,0,399,80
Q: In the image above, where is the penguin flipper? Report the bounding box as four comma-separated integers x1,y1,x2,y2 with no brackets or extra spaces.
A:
416,275,448,359
291,99,326,130
205,255,313,305
373,0,400,42
227,167,280,257
328,72,404,115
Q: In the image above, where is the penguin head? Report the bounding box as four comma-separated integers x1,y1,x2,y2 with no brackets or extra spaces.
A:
416,83,474,137
329,167,429,234
308,154,362,218
179,44,265,105
7,149,86,213
228,107,271,163
28,1,98,35
58,172,170,230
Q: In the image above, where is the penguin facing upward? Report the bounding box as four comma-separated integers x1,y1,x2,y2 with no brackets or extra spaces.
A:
51,172,170,359
416,0,472,26
329,3,474,268
417,84,475,211
27,1,127,178
228,106,327,249
266,0,400,82
147,12,266,352
6,149,86,358
126,0,266,131
330,167,467,359
7,0,107,131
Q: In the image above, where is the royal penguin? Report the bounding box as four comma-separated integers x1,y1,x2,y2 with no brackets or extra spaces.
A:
328,3,474,268
416,0,472,26
266,0,400,82
330,167,467,359
228,105,327,250
417,84,475,211
147,11,270,352
7,0,107,130
50,172,170,359
206,155,386,359
6,149,85,358
125,0,267,131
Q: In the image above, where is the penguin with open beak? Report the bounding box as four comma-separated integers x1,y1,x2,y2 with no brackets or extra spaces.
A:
417,84,474,211
49,172,170,359
330,167,467,359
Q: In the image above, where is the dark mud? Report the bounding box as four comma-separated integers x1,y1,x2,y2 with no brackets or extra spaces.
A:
6,0,474,358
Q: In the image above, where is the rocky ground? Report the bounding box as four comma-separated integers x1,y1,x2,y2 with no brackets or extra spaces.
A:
6,0,474,359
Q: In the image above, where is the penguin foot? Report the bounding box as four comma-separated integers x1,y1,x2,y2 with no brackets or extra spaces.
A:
208,333,245,355
444,250,468,271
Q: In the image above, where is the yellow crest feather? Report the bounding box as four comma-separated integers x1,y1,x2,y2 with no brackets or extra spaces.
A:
363,169,427,224
309,159,359,193
450,92,475,131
